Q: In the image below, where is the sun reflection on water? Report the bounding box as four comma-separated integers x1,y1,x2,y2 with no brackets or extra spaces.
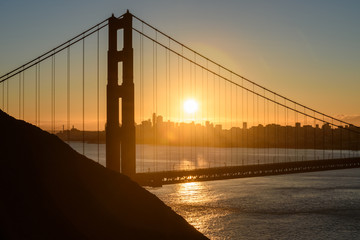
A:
149,181,232,239
167,182,229,239
177,182,206,204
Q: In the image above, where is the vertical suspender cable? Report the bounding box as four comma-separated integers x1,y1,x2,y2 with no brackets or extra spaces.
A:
348,126,351,158
51,55,54,133
202,67,205,166
356,132,360,157
178,54,180,170
53,55,55,133
212,68,215,161
141,25,145,171
97,28,100,162
52,54,55,133
252,84,255,163
35,63,38,126
176,53,179,170
295,104,298,161
155,32,158,171
181,46,184,168
256,92,259,164
323,115,325,159
35,62,39,126
263,89,266,164
19,73,21,118
165,38,170,170
304,108,307,161
224,73,226,164
218,66,220,165
314,112,316,160
82,37,85,155
285,99,287,162
22,70,25,120
274,95,277,163
23,70,25,119
266,93,271,163
1,78,5,111
152,40,155,171
340,121,343,158
194,53,196,168
348,125,351,158
246,86,249,164
258,91,260,163
139,29,142,170
169,40,172,169
241,78,244,165
332,118,334,159
230,75,232,166
206,61,209,166
38,62,41,127
165,42,168,170
5,78,7,112
235,76,238,166
143,26,145,171
189,54,193,164
67,45,71,143
236,81,239,165
165,37,169,170
277,99,280,162
35,65,37,124
7,74,9,113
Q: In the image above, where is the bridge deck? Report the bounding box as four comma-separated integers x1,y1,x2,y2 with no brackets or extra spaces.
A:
134,158,360,187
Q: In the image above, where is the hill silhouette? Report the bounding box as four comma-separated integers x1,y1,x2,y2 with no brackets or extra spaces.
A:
0,110,208,240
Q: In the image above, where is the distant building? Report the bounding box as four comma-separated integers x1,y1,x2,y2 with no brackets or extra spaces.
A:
215,124,222,131
152,113,157,127
322,123,331,130
157,115,163,124
141,119,151,128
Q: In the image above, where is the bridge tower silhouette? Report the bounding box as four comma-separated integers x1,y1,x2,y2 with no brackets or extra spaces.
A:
106,11,135,177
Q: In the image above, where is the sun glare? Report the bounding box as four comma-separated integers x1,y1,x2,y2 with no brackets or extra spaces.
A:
183,99,198,114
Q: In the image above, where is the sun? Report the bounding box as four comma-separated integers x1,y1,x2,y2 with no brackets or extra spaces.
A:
183,99,198,114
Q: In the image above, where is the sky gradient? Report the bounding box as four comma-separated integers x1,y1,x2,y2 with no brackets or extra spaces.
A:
1,0,359,125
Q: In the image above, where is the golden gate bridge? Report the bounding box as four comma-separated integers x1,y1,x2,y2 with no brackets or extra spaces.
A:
1,11,359,186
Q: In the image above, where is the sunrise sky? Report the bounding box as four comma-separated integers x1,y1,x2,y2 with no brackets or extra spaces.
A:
1,0,359,127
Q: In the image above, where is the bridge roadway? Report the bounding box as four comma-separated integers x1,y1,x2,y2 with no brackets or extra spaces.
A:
134,157,360,187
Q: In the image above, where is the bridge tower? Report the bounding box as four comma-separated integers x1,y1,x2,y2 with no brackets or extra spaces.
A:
106,11,135,177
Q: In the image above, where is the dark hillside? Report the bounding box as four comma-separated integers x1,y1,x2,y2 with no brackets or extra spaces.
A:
0,110,208,240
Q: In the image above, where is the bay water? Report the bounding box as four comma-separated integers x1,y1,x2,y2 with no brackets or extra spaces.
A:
69,142,360,239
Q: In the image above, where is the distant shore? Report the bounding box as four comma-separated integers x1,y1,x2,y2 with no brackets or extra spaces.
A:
56,120,360,150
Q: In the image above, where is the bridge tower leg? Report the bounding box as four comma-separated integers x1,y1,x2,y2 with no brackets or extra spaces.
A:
106,11,135,178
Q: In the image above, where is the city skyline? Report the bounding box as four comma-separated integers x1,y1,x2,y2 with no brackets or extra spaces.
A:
56,113,359,150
